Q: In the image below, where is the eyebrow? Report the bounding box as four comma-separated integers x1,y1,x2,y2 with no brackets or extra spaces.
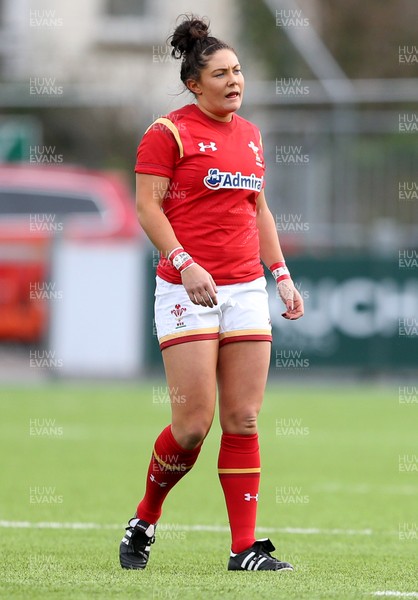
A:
211,64,241,73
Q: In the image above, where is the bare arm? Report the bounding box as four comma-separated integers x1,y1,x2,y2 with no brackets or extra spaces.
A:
136,173,180,256
256,189,286,267
136,173,218,307
256,190,304,320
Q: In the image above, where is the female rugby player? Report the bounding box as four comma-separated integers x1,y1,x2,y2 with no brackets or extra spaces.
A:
120,15,304,572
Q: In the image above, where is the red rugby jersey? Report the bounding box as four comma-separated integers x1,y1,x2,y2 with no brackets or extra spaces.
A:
135,103,265,285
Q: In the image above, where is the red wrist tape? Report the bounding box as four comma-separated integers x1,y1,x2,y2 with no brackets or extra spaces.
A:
270,261,291,283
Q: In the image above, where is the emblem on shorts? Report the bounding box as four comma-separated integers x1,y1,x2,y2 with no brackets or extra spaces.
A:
171,303,187,328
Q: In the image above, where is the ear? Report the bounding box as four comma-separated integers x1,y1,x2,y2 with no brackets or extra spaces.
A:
187,79,202,95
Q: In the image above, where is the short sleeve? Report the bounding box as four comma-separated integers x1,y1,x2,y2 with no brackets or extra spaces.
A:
256,127,266,187
135,122,180,179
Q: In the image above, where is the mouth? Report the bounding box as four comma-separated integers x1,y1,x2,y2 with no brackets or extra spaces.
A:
225,91,240,99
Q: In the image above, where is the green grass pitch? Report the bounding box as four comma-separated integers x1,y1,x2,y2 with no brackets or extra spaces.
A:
0,383,417,599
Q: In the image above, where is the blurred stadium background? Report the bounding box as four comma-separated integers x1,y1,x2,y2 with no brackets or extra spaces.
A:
0,0,417,380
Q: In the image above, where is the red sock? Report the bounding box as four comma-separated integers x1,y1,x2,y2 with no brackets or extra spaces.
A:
218,432,260,554
137,425,201,524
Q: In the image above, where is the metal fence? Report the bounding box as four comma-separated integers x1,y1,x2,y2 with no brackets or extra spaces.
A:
249,107,418,254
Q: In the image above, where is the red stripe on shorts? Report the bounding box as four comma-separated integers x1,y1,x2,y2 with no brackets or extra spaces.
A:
160,332,219,350
219,334,272,347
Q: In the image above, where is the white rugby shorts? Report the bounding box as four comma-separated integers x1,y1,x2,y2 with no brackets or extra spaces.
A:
154,275,272,350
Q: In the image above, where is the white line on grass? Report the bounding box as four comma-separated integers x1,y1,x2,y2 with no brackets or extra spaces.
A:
372,593,418,598
0,520,374,535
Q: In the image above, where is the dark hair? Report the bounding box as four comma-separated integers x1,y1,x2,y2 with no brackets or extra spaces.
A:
169,15,234,88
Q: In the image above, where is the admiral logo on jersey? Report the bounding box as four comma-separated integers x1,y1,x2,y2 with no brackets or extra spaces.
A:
204,168,264,192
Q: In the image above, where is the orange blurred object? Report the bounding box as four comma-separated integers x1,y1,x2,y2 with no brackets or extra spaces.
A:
0,164,139,342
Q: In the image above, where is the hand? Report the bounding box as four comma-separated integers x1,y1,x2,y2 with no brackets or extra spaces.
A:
277,279,304,320
181,263,218,308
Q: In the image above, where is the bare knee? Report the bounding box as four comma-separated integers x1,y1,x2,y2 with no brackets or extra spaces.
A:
172,421,212,450
220,412,258,435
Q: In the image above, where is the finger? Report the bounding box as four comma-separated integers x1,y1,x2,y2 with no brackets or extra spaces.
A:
282,313,296,320
208,279,218,305
282,308,303,320
291,302,304,318
204,291,215,308
195,293,207,307
210,276,218,294
283,310,303,320
286,298,294,311
196,290,213,308
200,294,211,307
206,291,217,306
209,292,218,306
294,305,304,316
196,291,212,308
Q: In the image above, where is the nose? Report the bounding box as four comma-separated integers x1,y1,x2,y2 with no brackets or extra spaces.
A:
228,71,239,86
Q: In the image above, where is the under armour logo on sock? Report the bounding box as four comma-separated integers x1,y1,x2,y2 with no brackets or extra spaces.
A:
244,493,259,502
150,474,167,487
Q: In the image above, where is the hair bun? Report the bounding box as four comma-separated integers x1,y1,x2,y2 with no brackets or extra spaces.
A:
170,16,210,58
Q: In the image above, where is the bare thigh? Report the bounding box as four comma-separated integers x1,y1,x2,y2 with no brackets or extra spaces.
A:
162,339,219,449
217,341,271,435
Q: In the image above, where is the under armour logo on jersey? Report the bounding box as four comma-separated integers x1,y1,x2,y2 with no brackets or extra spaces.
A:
150,474,167,488
198,142,218,152
244,493,259,502
248,141,263,167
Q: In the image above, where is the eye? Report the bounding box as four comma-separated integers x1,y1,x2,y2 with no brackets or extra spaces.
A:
214,73,224,78
234,68,242,74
